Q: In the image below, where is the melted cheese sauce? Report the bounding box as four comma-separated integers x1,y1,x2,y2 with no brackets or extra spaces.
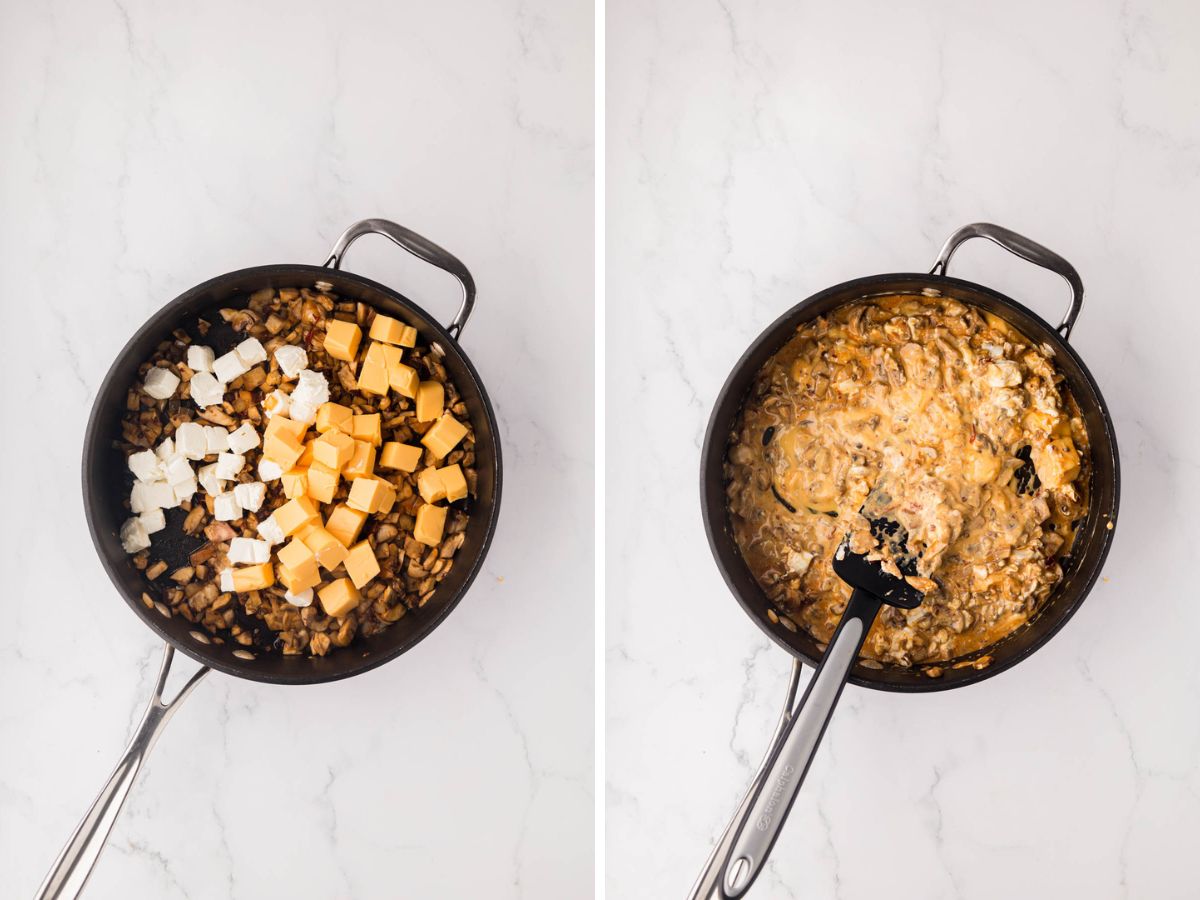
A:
726,296,1089,670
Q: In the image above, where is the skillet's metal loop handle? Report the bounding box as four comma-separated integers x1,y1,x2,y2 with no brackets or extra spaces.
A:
323,218,477,340
687,659,805,900
720,590,882,899
930,222,1084,340
35,644,208,900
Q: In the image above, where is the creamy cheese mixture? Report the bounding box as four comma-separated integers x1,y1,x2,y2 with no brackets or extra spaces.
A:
726,296,1089,670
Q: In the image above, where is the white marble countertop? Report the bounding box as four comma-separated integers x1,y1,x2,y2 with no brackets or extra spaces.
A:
0,1,593,897
607,1,1200,897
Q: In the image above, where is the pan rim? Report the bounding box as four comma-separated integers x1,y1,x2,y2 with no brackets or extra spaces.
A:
700,271,1120,694
82,262,503,685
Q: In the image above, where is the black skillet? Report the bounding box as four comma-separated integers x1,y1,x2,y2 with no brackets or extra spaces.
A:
688,223,1119,898
36,219,502,900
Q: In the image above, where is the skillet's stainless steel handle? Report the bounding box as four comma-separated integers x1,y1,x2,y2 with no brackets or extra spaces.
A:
35,644,208,900
687,659,805,900
323,218,477,340
930,222,1084,340
720,590,882,899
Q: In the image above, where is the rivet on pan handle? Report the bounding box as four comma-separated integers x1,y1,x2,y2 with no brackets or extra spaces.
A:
34,644,208,900
930,222,1084,340
323,218,477,341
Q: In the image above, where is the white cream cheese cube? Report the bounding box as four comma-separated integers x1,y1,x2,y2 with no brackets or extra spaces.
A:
219,568,235,592
213,492,243,521
235,337,268,367
228,537,271,564
120,517,151,553
128,450,162,483
204,426,231,454
189,371,225,408
155,438,176,461
256,514,285,545
227,423,260,454
174,422,207,460
187,344,215,373
162,456,194,486
257,458,284,481
173,476,198,504
197,463,224,497
215,452,246,480
284,587,313,607
274,344,308,378
233,481,266,513
212,350,248,384
143,366,180,400
262,389,291,419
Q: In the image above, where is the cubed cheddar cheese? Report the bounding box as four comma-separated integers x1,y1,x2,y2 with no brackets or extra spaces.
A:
281,468,309,500
318,577,361,618
274,496,321,536
263,433,304,471
344,540,381,589
312,430,355,469
421,413,468,460
323,319,362,362
416,381,444,422
380,442,422,472
417,467,447,503
231,562,275,592
395,324,417,347
351,413,382,446
297,440,315,468
343,440,376,479
368,313,410,346
356,342,391,396
265,415,308,445
377,480,398,515
413,503,447,546
315,402,354,434
388,359,419,398
306,462,341,504
277,538,321,593
347,477,389,514
438,463,468,503
325,503,368,548
300,526,350,571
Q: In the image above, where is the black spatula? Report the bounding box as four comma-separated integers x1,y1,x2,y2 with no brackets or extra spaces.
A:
719,521,925,898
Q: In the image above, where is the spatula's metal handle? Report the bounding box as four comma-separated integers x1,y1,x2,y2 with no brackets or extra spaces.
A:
930,222,1084,339
687,659,805,900
34,644,208,900
719,590,882,899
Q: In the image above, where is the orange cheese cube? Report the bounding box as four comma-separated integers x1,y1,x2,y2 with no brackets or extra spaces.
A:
315,402,353,434
306,462,341,504
312,430,355,469
325,503,368,548
318,577,361,618
263,433,304,470
351,413,382,446
368,313,411,346
413,503,447,546
395,324,417,347
415,381,444,422
343,440,376,479
347,477,389,514
274,496,321,536
276,538,321,593
323,319,362,362
417,467,447,503
265,415,308,445
281,468,309,500
344,540,381,589
297,440,315,468
300,526,350,571
388,359,419,398
380,442,422,472
437,463,468,503
231,562,275,592
377,480,398,515
421,413,468,460
356,360,390,396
